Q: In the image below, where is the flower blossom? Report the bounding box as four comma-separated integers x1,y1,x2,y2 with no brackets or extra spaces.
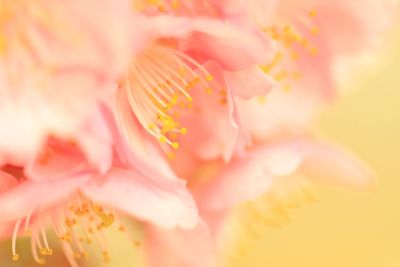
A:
0,106,197,266
0,0,134,165
134,1,395,267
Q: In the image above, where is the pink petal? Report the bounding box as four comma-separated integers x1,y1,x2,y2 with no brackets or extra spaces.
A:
0,170,19,193
225,66,276,99
83,168,198,229
144,221,215,267
137,15,273,70
299,140,374,190
76,107,113,174
197,141,305,210
0,175,88,223
178,61,248,162
236,87,322,141
25,139,89,181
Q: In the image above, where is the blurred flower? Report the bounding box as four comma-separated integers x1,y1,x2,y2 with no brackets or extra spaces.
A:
0,0,134,164
134,1,395,266
0,0,396,267
116,14,274,161
0,106,197,265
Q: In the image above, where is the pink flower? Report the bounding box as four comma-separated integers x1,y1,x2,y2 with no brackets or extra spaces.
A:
132,1,395,266
0,106,197,265
0,0,134,164
211,0,395,99
116,14,275,162
142,137,373,267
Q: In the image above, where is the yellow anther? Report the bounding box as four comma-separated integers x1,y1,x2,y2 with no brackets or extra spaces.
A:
309,47,318,55
12,254,19,262
171,142,179,150
159,136,167,143
187,103,193,109
171,94,179,105
309,9,317,17
185,77,200,90
205,87,213,95
180,128,187,135
310,26,319,35
148,123,156,131
219,89,227,96
205,75,213,81
47,249,53,256
40,248,48,256
186,96,193,102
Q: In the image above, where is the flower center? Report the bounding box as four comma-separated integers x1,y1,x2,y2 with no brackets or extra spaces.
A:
261,7,319,92
119,44,215,151
10,192,140,266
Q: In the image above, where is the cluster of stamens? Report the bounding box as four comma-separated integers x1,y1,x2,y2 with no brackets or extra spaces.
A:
261,8,319,93
124,45,216,151
11,193,140,266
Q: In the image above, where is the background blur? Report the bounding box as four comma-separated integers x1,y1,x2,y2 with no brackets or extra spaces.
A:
1,17,400,267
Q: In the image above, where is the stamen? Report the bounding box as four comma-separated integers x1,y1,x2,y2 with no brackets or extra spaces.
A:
11,220,22,261
41,228,53,256
31,234,46,265
121,44,216,150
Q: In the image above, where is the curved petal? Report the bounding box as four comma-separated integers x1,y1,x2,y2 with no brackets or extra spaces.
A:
137,15,274,70
236,87,322,141
83,168,198,229
76,107,113,174
0,175,88,223
197,140,305,210
225,66,276,99
178,61,248,162
299,140,374,190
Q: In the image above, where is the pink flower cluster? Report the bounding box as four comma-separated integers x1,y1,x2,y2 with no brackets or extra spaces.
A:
0,0,395,266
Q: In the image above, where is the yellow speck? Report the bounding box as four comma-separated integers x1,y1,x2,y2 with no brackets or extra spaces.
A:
40,248,48,256
310,26,319,35
257,96,267,104
47,249,53,256
159,136,167,143
12,254,19,262
309,9,317,17
206,75,213,81
205,87,213,95
180,128,187,135
171,142,179,150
